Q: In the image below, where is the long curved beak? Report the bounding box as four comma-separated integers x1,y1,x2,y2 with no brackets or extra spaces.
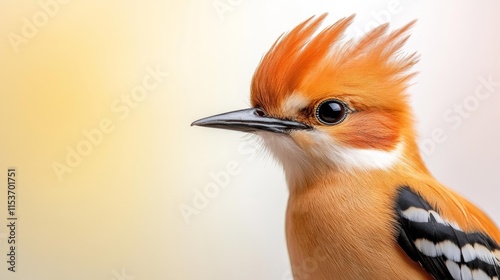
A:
191,108,311,134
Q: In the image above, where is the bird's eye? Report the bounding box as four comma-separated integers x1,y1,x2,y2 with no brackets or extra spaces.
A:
315,99,348,125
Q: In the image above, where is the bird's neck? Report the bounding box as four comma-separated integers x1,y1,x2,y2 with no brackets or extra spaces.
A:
282,137,430,192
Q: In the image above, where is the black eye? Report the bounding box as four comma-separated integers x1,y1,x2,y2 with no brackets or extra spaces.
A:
316,99,348,125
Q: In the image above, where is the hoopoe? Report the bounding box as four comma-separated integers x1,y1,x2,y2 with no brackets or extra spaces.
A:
192,14,500,279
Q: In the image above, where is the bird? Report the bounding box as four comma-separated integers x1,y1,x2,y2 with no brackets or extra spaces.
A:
191,14,500,280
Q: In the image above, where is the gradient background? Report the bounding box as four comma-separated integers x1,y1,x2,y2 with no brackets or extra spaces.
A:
0,1,499,279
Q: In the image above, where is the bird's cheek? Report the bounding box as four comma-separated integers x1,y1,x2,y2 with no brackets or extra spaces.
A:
290,130,332,159
335,113,400,151
291,131,316,150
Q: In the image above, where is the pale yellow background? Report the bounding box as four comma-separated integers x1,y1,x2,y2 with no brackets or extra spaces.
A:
0,1,499,280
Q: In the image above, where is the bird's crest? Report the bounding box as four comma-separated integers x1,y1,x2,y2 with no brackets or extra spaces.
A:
251,14,418,115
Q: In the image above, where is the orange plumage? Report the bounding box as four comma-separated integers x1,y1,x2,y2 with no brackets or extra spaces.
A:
193,13,500,279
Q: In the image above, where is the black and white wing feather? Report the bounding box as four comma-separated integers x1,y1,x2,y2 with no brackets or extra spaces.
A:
395,186,500,280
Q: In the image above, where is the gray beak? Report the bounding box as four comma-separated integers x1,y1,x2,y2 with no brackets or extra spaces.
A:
191,108,311,134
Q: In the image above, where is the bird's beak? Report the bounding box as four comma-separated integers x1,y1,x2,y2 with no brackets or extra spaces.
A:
191,108,311,134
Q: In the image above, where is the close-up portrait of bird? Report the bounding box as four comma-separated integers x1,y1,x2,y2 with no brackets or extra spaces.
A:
192,13,500,280
3,1,500,280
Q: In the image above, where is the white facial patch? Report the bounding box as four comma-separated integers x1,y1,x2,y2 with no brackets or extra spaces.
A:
257,131,312,188
258,128,404,189
281,93,309,116
304,130,404,173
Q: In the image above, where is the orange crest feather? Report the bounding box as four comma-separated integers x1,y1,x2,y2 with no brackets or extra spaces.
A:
251,14,418,115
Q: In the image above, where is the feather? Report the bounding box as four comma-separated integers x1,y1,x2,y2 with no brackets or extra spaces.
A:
396,186,500,279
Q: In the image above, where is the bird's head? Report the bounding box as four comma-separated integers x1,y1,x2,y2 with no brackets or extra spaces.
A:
193,14,427,188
